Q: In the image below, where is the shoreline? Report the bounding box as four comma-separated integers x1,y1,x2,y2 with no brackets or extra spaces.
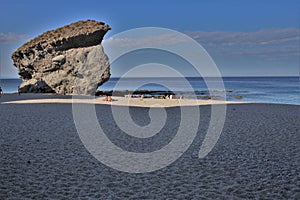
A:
1,93,299,106
1,76,298,105
1,93,248,108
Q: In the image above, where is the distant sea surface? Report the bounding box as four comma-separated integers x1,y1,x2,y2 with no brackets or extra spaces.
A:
1,77,299,105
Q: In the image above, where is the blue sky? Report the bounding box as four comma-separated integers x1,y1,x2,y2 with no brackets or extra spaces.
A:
0,0,299,77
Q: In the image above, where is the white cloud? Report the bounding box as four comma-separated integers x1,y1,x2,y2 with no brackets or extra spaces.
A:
186,28,300,60
0,32,27,44
187,28,299,46
103,28,300,61
103,33,187,49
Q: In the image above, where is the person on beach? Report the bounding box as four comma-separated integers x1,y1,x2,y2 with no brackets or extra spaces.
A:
125,93,132,98
102,95,113,102
18,86,21,95
102,95,109,101
0,87,3,97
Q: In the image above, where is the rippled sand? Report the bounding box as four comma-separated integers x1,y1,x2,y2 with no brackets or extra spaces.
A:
0,94,299,199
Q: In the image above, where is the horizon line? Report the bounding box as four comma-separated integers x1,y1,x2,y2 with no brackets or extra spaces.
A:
1,75,299,79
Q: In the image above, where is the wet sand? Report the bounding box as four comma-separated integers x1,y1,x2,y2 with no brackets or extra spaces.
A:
0,94,299,199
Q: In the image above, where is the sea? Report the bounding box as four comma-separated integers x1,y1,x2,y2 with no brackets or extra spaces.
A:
0,77,299,105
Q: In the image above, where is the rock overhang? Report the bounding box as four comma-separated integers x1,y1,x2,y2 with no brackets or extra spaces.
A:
12,20,111,95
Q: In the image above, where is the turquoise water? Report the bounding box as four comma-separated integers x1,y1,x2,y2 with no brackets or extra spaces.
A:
0,77,299,105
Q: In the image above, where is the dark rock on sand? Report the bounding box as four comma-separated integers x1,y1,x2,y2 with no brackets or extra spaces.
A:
199,95,221,100
12,20,111,95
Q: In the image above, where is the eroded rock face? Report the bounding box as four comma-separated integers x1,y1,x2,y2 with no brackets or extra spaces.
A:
12,20,111,95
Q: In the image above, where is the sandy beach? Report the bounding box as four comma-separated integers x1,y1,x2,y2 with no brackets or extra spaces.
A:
0,94,299,199
0,94,246,107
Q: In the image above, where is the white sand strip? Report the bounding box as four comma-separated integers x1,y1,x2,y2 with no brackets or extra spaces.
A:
1,96,247,107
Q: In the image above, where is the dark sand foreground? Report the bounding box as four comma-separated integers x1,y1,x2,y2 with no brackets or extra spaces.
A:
0,94,299,199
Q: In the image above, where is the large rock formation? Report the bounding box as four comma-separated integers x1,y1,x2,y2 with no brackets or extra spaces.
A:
12,20,111,95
